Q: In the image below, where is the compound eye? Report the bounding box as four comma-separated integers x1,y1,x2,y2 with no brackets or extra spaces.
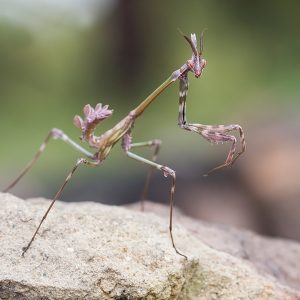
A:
202,59,207,68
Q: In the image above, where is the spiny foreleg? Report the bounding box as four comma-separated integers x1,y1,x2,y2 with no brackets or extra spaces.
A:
184,124,246,175
177,75,246,174
178,74,189,126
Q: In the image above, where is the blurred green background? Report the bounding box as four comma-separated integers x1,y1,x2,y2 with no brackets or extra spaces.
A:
1,0,300,240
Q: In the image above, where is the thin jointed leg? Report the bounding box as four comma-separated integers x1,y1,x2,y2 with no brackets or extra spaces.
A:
124,148,187,259
200,125,246,175
22,158,99,257
177,76,246,175
3,128,93,193
182,124,246,175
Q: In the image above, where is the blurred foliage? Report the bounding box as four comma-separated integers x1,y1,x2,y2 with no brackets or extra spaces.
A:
0,0,300,200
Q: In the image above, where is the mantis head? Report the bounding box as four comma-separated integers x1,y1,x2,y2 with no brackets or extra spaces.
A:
181,30,207,78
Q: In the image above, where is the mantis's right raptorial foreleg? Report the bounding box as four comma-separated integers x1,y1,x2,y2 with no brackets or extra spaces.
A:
177,71,246,176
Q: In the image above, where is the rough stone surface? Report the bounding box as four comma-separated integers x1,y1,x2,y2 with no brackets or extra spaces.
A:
0,193,300,300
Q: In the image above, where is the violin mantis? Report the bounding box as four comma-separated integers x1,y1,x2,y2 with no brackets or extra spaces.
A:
3,31,245,259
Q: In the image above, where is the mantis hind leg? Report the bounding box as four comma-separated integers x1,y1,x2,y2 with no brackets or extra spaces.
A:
22,158,100,256
3,128,93,193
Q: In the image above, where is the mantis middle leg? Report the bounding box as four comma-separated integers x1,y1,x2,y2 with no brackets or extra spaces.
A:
122,133,187,259
124,140,162,211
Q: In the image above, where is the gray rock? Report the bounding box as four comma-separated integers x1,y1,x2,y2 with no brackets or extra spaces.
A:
0,192,299,299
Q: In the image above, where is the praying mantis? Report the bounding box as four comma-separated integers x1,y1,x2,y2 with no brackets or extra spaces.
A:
3,31,245,259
